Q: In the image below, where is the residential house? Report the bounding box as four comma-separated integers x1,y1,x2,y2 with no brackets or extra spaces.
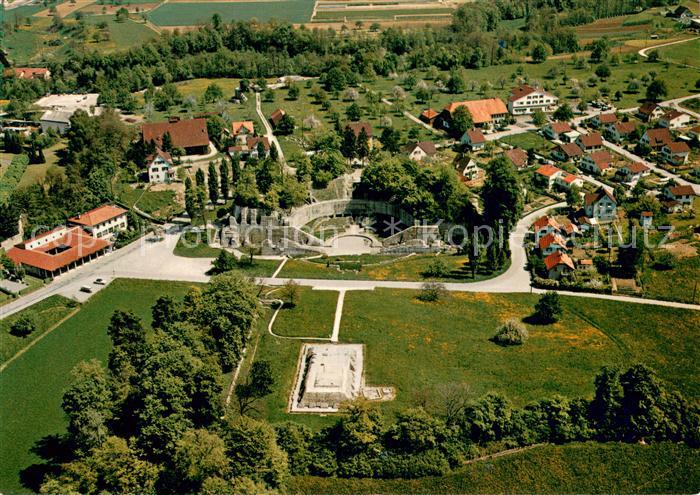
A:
228,136,271,160
10,67,51,80
533,216,561,242
406,142,437,162
669,5,693,24
543,121,573,140
544,251,576,280
6,227,111,279
637,102,665,122
458,158,479,180
40,109,73,134
576,133,604,152
580,151,614,175
606,121,636,143
551,142,583,162
231,121,255,144
584,188,617,222
68,205,129,239
539,232,569,256
589,113,617,128
269,108,286,127
556,172,584,190
664,184,696,207
640,128,673,150
461,129,486,150
438,98,509,130
560,222,580,240
142,118,210,156
504,148,529,169
659,110,692,129
507,84,559,115
419,109,439,127
346,122,374,145
661,141,691,165
578,259,594,271
689,125,700,143
641,211,653,229
620,162,650,182
535,164,562,190
147,150,175,184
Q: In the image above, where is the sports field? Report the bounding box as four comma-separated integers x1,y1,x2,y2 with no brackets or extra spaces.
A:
147,0,317,25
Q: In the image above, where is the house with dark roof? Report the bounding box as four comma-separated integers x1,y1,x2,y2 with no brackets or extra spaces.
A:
589,113,617,128
664,184,696,207
605,121,637,143
661,142,691,165
584,188,617,222
640,128,673,150
544,251,575,280
405,142,437,161
637,102,665,122
142,118,210,156
576,132,604,152
659,110,692,129
581,151,614,175
543,121,573,140
552,142,583,162
504,148,529,169
269,108,286,127
507,85,558,115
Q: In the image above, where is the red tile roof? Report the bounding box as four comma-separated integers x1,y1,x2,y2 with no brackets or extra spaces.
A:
533,216,560,232
624,162,649,174
68,205,128,228
232,121,255,135
661,110,685,121
443,98,508,124
555,143,583,158
410,141,437,155
539,232,567,251
613,121,636,135
644,128,672,147
508,84,552,102
146,149,172,164
346,122,373,138
504,148,528,168
584,188,616,207
544,250,575,272
11,67,50,79
586,150,613,169
668,185,695,196
270,108,286,125
665,141,691,154
638,102,659,116
7,227,110,273
420,108,438,120
466,129,486,144
536,164,562,178
550,121,573,134
597,113,617,124
142,118,210,150
578,133,603,148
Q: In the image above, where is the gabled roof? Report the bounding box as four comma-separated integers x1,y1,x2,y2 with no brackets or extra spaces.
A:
443,98,508,124
408,141,437,155
585,150,613,169
535,164,562,178
549,121,573,134
508,84,553,102
142,118,210,150
584,188,616,207
232,121,255,135
420,108,438,120
533,215,560,232
641,211,653,217
539,232,567,251
555,142,583,158
346,122,373,138
624,162,649,174
11,67,50,79
504,148,528,168
668,185,695,196
146,149,173,164
560,172,581,184
269,108,286,125
465,129,486,144
68,205,128,227
690,125,700,134
661,110,686,121
638,102,659,115
613,121,636,134
665,141,691,154
7,227,110,272
544,250,575,272
596,113,617,124
578,133,603,148
644,128,673,147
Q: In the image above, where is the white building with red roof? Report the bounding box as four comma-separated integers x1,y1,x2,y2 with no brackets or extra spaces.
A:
68,205,129,239
507,85,558,115
535,164,563,190
461,129,486,150
544,251,575,280
620,162,650,182
147,149,175,184
539,232,568,256
576,132,604,152
543,121,573,141
661,142,691,165
664,185,696,207
533,216,560,242
581,151,614,175
659,110,692,129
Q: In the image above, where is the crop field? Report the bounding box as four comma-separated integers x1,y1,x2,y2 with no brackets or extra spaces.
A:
147,0,317,25
34,0,94,18
239,289,700,429
76,2,160,15
313,8,452,21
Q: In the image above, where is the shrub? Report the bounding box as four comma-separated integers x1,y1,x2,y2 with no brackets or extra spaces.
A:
417,282,445,302
652,250,676,271
491,319,529,346
423,258,450,278
533,291,562,324
10,312,37,337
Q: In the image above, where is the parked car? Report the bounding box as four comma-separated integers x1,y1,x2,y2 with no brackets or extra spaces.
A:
94,278,106,285
80,286,93,293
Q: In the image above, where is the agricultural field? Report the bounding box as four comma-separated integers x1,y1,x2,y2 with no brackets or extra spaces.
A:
239,289,700,429
147,0,316,26
655,37,700,67
292,442,700,494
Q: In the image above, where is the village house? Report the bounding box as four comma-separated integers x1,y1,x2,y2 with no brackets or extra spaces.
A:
231,121,255,144
576,132,604,152
346,122,374,146
142,118,210,156
535,164,562,190
584,188,617,222
539,232,569,256
543,121,573,141
556,172,585,190
544,251,576,280
68,205,129,239
552,142,583,162
533,216,561,242
461,129,486,150
39,109,73,134
659,110,692,129
637,102,665,122
458,157,479,180
507,84,559,115
589,113,617,129
269,108,286,128
438,98,509,130
620,162,650,182
147,149,175,184
580,151,614,175
504,148,529,169
664,184,696,207
689,126,700,143
605,121,637,143
419,109,439,127
10,67,51,80
661,141,691,165
640,128,673,150
640,211,653,229
228,136,271,160
669,5,694,24
405,141,437,162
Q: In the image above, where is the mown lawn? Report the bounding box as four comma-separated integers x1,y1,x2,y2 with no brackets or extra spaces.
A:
0,279,199,495
0,295,77,365
269,286,337,338
240,290,700,429
655,38,700,67
500,131,554,152
291,442,700,494
641,255,700,304
148,0,316,25
174,230,222,258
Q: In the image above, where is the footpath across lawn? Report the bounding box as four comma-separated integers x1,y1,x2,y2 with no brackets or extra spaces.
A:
0,279,199,495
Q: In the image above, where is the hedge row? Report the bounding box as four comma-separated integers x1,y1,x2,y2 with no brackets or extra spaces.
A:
0,155,29,203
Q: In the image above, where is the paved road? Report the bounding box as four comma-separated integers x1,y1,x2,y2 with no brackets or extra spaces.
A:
255,92,294,174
